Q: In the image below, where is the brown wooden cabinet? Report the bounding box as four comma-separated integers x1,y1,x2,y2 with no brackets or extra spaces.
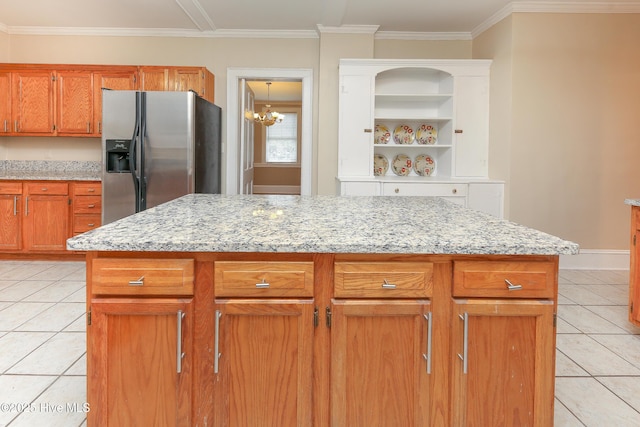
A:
88,258,195,426
0,182,23,251
86,253,559,427
214,299,314,426
0,63,213,137
23,181,70,252
0,72,11,134
139,66,214,102
56,71,94,135
0,179,101,255
11,70,56,135
451,300,555,426
331,300,431,427
629,205,640,325
71,181,102,236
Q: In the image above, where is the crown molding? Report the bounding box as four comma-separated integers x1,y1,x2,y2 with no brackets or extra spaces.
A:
3,26,319,39
472,1,640,38
316,24,380,34
375,31,472,41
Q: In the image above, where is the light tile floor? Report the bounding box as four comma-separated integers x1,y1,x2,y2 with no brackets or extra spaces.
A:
0,261,639,426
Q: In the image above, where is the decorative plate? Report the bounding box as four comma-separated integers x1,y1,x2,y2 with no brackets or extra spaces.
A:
392,154,412,176
373,154,389,176
393,125,415,145
414,154,436,176
374,124,391,144
416,124,437,145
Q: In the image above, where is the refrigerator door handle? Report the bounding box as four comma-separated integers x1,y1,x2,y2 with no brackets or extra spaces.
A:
139,92,147,212
130,92,141,213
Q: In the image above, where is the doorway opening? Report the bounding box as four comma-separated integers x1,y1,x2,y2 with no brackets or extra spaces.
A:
226,68,313,195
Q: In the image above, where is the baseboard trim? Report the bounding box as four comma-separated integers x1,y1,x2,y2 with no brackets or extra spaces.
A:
560,249,630,270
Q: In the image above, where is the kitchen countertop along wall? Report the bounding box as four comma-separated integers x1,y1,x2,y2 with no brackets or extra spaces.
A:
0,160,101,181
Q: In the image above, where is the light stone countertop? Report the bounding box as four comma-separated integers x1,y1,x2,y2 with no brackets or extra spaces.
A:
0,160,101,181
625,199,640,207
67,194,579,255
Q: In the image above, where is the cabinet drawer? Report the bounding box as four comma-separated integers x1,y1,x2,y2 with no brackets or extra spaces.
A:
73,214,101,233
453,260,555,298
92,258,194,296
74,195,102,213
25,182,69,195
73,182,102,196
0,182,22,195
334,262,433,298
381,182,468,197
214,261,314,297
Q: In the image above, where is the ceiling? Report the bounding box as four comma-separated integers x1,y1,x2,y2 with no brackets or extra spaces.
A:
1,0,639,37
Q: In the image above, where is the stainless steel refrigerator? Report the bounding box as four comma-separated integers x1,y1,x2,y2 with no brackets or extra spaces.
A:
101,90,221,225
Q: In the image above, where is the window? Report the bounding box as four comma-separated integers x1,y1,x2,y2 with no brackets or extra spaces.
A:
266,112,298,163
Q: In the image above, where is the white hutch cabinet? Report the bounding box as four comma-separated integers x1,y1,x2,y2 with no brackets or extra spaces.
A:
336,59,504,218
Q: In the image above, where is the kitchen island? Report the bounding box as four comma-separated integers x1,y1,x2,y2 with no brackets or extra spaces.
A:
68,194,579,427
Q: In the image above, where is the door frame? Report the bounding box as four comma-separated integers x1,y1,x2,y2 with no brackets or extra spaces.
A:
226,68,313,195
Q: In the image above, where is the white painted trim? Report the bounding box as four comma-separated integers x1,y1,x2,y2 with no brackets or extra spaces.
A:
174,0,216,31
316,24,380,34
560,249,630,270
253,185,301,195
226,68,313,196
472,1,640,38
376,31,472,41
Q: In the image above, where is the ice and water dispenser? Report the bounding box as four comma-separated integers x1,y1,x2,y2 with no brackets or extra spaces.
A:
105,139,132,173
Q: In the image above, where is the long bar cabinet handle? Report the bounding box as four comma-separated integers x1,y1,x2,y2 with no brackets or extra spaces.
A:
25,197,29,216
381,279,396,289
176,310,186,373
3,120,7,132
423,312,432,374
505,279,523,291
128,276,144,286
214,310,222,374
458,312,468,374
255,278,270,288
13,196,17,216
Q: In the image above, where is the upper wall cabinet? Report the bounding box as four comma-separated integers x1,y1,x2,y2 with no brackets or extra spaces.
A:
139,66,214,102
0,64,214,137
336,59,504,218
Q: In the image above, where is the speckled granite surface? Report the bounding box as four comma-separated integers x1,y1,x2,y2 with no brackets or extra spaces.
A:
0,160,101,181
625,199,640,207
67,194,579,255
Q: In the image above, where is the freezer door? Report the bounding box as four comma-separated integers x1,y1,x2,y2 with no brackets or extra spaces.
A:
143,92,194,209
101,90,138,225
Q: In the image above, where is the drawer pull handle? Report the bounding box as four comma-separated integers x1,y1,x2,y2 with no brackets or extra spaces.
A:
129,276,145,286
87,204,96,208
41,188,48,191
505,279,523,291
256,278,270,288
87,223,95,227
394,188,400,194
87,188,96,192
381,279,396,289
364,128,372,133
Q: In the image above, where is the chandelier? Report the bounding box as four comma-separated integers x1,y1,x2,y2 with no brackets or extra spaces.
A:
254,82,284,127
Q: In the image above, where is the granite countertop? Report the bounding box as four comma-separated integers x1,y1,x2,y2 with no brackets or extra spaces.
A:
625,199,640,207
0,160,101,181
67,194,579,255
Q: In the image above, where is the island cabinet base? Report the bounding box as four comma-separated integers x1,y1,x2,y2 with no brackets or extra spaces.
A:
85,252,559,427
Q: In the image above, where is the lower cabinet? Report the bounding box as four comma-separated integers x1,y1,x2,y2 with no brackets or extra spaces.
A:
23,181,70,252
331,300,431,427
0,182,22,250
213,299,314,426
86,254,559,427
0,180,102,254
451,299,555,426
89,298,193,426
